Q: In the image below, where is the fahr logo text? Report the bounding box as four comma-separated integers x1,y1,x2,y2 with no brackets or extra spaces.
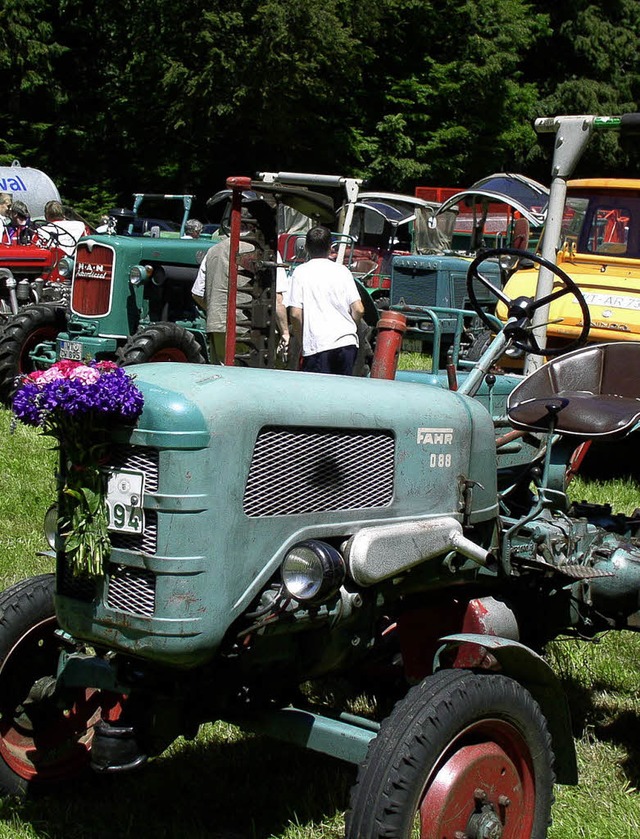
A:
417,428,454,445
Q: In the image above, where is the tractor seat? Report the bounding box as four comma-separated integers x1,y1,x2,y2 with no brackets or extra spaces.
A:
507,343,640,439
352,258,378,274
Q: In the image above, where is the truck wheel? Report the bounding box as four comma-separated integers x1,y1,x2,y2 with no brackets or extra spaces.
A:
119,322,206,365
0,574,123,796
0,304,66,403
346,669,555,839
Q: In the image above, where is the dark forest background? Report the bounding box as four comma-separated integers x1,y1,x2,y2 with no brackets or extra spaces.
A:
1,0,639,222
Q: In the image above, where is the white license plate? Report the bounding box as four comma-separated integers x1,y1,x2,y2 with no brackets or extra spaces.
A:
59,340,84,361
106,470,145,534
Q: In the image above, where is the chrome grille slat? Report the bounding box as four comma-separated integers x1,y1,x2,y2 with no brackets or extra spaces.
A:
244,427,394,517
107,565,156,616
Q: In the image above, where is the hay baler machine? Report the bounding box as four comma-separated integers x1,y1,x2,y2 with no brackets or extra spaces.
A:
4,237,640,838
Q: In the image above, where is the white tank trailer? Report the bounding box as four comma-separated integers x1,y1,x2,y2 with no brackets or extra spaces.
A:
0,162,60,219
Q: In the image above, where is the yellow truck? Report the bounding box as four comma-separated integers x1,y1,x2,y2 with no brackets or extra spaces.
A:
500,176,640,352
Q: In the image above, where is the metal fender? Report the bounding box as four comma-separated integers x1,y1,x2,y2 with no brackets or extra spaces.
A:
355,277,380,325
435,633,577,785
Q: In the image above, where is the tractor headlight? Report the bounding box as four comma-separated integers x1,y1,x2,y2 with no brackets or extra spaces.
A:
129,264,152,286
44,504,64,551
281,540,345,604
57,257,74,279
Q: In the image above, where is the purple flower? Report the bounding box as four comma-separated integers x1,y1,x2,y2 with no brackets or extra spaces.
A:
12,361,145,432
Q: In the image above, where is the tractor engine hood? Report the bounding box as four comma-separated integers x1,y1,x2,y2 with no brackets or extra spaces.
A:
55,364,499,666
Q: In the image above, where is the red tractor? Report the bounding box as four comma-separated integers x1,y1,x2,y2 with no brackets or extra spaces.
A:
0,240,73,317
0,162,73,318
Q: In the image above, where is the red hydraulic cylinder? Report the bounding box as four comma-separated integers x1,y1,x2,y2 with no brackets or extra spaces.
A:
370,311,407,380
224,176,252,365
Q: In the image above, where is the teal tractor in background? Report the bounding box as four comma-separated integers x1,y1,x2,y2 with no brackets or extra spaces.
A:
389,173,549,363
6,233,640,838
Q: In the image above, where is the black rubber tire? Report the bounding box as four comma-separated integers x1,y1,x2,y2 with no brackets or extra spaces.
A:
118,322,206,365
464,328,493,362
0,574,121,796
346,669,555,839
353,321,375,377
0,304,67,403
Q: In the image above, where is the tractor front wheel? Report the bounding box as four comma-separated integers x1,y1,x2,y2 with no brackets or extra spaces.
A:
0,575,123,796
0,304,66,403
346,669,555,839
118,322,206,365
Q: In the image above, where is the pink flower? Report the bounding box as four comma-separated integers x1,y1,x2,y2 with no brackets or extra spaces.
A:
68,366,100,384
54,360,83,375
27,360,98,386
31,366,67,384
95,361,118,372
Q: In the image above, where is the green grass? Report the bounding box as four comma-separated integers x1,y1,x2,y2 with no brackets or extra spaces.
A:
1,408,640,837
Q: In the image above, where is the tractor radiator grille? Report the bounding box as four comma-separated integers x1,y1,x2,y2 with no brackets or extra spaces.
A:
108,445,159,492
391,269,438,308
107,445,159,554
107,564,156,616
72,243,115,316
244,426,395,517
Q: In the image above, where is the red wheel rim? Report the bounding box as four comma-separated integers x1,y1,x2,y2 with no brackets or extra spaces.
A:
416,719,535,839
149,348,189,362
0,615,123,783
18,325,59,373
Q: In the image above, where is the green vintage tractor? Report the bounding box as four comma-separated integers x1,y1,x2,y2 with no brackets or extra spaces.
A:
3,239,640,838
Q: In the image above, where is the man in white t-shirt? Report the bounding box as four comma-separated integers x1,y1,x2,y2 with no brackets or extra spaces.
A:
288,225,364,375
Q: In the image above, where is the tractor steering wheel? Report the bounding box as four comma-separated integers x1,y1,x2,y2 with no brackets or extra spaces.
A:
466,247,591,356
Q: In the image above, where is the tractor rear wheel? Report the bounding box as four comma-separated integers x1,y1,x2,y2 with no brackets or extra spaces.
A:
0,304,66,403
0,575,123,796
346,669,555,839
353,321,375,377
118,322,206,365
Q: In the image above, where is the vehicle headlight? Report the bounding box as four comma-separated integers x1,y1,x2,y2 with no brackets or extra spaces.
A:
129,264,152,285
57,257,74,279
281,540,345,604
44,504,64,551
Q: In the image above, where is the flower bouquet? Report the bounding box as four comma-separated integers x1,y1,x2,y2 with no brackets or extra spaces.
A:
12,360,145,577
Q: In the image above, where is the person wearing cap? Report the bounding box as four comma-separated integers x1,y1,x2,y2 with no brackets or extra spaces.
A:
182,219,203,239
8,200,33,245
288,225,364,375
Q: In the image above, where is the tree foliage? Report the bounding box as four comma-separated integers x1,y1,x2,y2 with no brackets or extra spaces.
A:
1,0,639,218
